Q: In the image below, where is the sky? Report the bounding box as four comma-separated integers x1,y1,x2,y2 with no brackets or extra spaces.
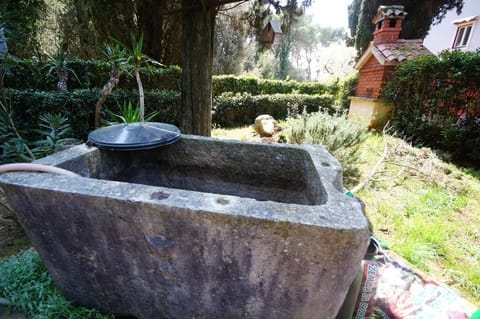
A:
307,0,351,30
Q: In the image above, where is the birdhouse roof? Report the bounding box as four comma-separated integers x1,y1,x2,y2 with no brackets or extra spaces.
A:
268,20,283,34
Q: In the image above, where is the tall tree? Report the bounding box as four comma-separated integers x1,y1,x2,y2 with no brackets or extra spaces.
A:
181,0,310,136
348,0,464,58
58,0,183,64
6,0,308,136
0,0,47,58
135,0,183,65
290,15,345,80
214,5,251,75
181,0,216,136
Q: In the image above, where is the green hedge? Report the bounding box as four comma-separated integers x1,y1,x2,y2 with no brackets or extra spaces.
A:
4,60,340,97
382,49,480,165
212,75,334,96
212,92,336,128
336,73,359,111
5,89,336,139
2,59,351,138
3,59,182,91
6,89,181,140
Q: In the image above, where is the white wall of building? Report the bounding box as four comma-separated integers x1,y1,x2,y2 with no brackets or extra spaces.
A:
424,0,480,54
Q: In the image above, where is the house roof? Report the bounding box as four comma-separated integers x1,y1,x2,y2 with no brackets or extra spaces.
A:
355,39,432,70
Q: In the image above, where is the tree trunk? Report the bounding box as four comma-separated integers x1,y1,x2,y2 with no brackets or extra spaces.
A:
137,0,183,65
94,67,122,128
135,69,145,122
57,69,69,92
181,1,216,136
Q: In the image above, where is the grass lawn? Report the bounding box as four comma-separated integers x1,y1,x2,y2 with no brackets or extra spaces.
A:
353,134,480,306
213,127,480,306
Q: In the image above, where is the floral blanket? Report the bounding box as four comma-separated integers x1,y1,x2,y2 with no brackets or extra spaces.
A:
352,237,478,319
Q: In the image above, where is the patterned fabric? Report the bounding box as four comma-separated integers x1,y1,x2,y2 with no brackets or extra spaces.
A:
352,237,477,319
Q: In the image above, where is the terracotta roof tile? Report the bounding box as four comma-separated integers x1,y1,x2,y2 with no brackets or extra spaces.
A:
374,39,432,63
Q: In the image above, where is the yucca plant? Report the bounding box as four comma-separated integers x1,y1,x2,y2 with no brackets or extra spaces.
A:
0,98,36,163
111,33,163,122
105,101,159,125
32,113,79,158
94,44,128,128
43,50,80,92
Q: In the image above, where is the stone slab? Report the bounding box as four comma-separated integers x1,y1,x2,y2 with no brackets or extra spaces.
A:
0,135,370,319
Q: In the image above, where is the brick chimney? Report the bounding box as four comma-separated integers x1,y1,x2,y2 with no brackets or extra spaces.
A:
373,5,407,44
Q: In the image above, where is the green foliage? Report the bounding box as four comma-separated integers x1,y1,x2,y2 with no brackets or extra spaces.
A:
3,60,181,91
336,73,359,110
213,6,252,75
0,97,36,163
3,89,181,140
43,50,81,92
213,92,335,128
4,58,344,97
2,56,350,134
0,0,47,58
356,135,480,302
111,32,150,121
0,249,113,319
105,100,159,125
213,75,332,96
56,0,183,64
382,49,480,165
287,111,369,185
31,113,79,157
0,103,79,164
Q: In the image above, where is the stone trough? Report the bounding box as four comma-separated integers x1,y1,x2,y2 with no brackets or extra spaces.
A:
0,135,369,319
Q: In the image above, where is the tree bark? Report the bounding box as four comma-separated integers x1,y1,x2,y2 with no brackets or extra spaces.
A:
181,1,216,136
135,69,145,121
137,0,183,65
94,68,122,128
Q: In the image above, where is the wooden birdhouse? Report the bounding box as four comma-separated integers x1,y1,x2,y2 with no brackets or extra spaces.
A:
262,20,283,45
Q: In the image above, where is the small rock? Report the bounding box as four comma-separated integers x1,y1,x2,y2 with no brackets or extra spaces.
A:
253,114,278,137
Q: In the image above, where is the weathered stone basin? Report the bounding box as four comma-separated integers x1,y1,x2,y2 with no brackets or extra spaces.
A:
0,135,369,319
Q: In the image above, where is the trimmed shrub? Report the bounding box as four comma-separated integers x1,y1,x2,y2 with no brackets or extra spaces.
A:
212,92,336,128
4,88,334,140
3,59,181,91
212,75,332,96
2,58,352,138
3,59,348,99
336,73,359,111
4,89,181,140
382,49,480,165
